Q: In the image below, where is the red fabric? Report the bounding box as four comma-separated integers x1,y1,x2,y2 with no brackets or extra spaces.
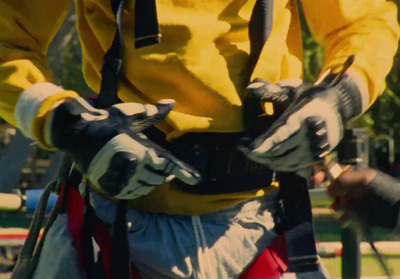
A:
92,218,113,279
239,234,288,279
131,264,142,279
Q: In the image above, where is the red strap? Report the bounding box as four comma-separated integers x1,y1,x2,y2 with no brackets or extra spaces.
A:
130,264,142,279
239,234,288,279
92,218,113,279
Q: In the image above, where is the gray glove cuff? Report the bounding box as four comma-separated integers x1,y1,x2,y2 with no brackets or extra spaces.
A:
362,171,400,230
335,75,363,124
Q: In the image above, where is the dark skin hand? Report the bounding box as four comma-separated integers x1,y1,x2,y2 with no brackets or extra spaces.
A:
313,167,377,222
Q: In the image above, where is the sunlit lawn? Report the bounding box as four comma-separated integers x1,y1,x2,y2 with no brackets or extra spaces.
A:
322,255,400,278
315,215,400,278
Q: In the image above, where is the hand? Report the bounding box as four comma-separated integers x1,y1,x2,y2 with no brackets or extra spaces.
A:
313,166,376,200
242,78,301,139
46,97,201,199
239,75,362,171
314,167,400,230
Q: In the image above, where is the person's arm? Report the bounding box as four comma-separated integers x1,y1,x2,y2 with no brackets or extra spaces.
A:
0,0,78,148
300,0,400,110
239,1,400,171
0,1,201,199
317,168,400,231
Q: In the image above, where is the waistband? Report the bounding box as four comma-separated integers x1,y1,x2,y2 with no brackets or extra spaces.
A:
89,188,280,226
198,191,280,222
144,127,275,194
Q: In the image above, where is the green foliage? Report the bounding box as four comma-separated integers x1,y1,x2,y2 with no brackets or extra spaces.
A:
298,3,324,83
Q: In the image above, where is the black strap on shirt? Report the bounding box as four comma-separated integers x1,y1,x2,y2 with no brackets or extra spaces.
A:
96,0,161,109
95,0,126,109
135,0,162,48
247,0,274,82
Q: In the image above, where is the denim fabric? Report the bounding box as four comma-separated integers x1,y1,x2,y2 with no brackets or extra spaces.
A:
32,214,85,279
91,190,280,279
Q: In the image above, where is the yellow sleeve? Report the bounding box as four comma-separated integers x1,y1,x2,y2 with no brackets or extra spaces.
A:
300,0,400,106
0,0,78,145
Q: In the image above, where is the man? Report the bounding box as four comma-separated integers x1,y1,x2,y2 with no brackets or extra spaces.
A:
314,167,400,231
1,0,399,278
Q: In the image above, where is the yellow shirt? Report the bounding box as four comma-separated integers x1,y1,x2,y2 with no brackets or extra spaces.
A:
0,0,399,214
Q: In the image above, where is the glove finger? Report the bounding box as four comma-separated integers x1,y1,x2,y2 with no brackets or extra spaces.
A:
250,82,282,99
116,168,168,199
116,184,152,200
237,144,272,165
136,167,169,186
305,116,330,160
116,183,155,200
267,148,313,171
170,163,202,185
277,78,303,88
265,131,303,158
251,114,301,156
142,148,192,177
141,148,170,173
135,99,175,130
247,77,270,91
267,116,329,162
153,99,176,121
113,99,175,131
134,135,202,183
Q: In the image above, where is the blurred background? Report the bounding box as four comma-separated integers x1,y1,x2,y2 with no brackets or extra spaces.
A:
1,1,400,278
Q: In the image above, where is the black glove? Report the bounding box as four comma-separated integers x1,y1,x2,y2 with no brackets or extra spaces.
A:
46,97,201,199
242,77,298,139
239,74,362,171
343,171,400,230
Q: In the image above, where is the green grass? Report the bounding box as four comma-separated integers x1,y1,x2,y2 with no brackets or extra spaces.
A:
314,216,400,242
314,215,400,277
322,255,400,278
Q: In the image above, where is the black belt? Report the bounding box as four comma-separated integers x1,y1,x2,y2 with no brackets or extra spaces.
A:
144,127,275,194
